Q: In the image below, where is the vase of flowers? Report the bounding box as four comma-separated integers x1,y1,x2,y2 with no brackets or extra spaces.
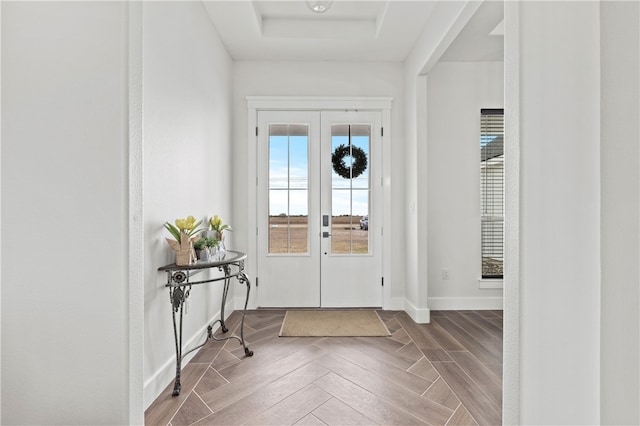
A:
194,236,220,261
206,215,232,252
205,236,220,259
164,216,202,265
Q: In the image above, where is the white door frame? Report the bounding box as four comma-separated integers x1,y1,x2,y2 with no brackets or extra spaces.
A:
245,96,393,310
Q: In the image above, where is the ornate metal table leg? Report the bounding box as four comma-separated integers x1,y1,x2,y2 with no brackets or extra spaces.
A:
169,285,188,396
238,271,254,357
219,265,231,333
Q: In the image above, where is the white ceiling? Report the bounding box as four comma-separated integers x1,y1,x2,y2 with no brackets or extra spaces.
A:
202,0,503,63
439,0,504,62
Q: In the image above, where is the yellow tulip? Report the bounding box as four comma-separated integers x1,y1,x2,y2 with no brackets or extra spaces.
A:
211,215,222,228
175,218,186,230
185,215,196,230
167,215,202,241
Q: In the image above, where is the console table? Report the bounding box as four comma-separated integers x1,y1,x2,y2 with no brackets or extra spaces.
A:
158,250,254,396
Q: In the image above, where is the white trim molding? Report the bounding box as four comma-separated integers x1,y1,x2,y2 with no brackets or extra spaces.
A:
428,297,504,311
404,298,431,323
246,96,393,111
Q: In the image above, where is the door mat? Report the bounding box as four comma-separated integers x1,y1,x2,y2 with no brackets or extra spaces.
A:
279,310,391,337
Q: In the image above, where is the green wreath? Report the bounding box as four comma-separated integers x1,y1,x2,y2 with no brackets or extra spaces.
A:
332,144,368,179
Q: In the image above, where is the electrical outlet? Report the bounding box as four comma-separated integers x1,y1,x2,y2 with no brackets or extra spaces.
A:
442,269,450,280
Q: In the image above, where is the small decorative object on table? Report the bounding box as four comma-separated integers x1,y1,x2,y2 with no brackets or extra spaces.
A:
194,236,220,261
207,215,232,252
164,216,202,265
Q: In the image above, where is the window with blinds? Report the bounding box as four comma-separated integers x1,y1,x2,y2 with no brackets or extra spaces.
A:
480,109,504,279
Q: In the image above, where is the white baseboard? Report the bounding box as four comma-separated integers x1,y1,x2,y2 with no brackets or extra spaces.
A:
428,297,503,311
143,309,223,409
404,299,431,323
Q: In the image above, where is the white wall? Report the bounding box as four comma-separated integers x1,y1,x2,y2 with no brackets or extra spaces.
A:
232,61,406,308
142,2,233,408
600,1,640,423
518,2,601,423
402,1,482,323
1,2,130,424
426,61,503,310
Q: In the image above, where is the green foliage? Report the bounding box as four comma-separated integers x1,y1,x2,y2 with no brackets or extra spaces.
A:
193,238,207,251
194,237,219,251
204,237,219,248
331,144,368,179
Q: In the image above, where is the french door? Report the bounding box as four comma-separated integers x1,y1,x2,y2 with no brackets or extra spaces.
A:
256,110,383,307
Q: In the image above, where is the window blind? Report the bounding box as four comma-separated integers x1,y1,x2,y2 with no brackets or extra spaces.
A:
480,109,504,279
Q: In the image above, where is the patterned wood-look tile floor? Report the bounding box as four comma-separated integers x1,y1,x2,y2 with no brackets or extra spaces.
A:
145,310,503,426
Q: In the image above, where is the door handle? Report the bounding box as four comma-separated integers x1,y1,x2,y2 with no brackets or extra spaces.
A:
322,232,332,238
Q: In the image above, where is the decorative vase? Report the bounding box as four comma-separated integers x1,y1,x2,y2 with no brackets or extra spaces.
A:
198,247,210,261
217,232,226,253
166,232,198,265
208,244,219,260
204,230,225,252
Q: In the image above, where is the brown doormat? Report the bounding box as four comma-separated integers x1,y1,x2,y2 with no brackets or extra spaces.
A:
279,310,391,337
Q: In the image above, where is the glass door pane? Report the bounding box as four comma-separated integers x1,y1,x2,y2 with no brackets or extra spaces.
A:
268,124,309,254
330,124,371,254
